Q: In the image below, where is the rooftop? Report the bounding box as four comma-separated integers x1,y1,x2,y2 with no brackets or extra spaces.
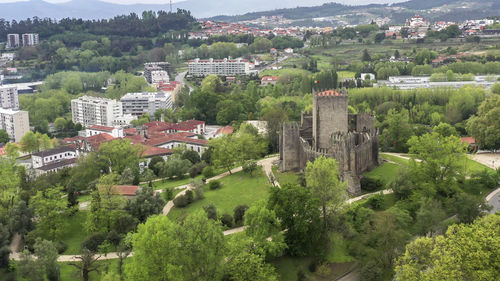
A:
32,146,75,158
88,125,114,132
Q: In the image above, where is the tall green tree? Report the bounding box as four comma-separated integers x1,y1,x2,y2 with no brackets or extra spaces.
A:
0,129,9,143
30,187,68,240
395,214,500,281
305,156,347,231
466,94,500,150
98,139,142,174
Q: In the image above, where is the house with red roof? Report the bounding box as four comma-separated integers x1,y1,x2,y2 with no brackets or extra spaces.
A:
261,76,279,86
99,185,141,199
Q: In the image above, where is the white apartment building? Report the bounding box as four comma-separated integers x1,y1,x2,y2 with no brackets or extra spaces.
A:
188,58,250,76
0,85,19,110
150,70,170,84
71,96,125,127
121,92,173,117
0,108,29,142
144,62,171,84
6,34,20,49
22,33,39,47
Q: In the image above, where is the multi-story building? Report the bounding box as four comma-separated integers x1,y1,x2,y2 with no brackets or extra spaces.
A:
144,62,171,84
121,92,173,117
188,58,250,76
6,34,20,49
71,96,126,127
22,33,39,47
0,85,19,110
0,108,29,142
31,146,78,176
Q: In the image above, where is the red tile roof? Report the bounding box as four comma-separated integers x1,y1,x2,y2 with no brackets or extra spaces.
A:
124,128,137,135
141,146,173,157
88,125,114,132
461,137,476,144
261,76,279,82
87,133,115,149
215,126,234,136
317,90,342,96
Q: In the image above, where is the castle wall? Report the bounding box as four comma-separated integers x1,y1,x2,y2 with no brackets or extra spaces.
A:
313,94,348,150
348,113,376,134
280,122,302,171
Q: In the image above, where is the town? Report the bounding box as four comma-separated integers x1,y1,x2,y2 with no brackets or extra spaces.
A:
0,0,499,281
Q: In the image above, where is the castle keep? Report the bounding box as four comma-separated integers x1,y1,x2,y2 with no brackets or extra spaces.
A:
279,89,379,194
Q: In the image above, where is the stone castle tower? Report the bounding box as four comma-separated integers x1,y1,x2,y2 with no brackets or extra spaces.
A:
279,89,379,195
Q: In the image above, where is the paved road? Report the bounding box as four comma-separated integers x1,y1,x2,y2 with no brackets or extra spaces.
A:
470,152,500,170
174,71,193,93
486,187,500,214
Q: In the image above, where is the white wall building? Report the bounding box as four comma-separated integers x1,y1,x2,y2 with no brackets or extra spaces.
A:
71,96,125,127
121,92,173,117
22,33,39,47
6,34,20,49
0,108,29,142
85,125,124,138
150,70,170,84
31,146,77,169
0,85,19,110
188,58,250,76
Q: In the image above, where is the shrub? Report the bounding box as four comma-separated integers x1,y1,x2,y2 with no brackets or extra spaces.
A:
308,260,319,273
162,187,174,201
242,161,258,175
360,177,383,192
316,263,331,277
203,204,218,220
233,205,249,226
185,190,194,203
55,241,68,254
203,166,215,178
82,233,106,252
189,162,207,178
107,230,121,246
209,180,221,190
194,186,205,200
220,213,233,228
173,195,189,208
367,193,385,210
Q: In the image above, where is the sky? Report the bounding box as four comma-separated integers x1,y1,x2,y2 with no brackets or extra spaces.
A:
0,0,406,4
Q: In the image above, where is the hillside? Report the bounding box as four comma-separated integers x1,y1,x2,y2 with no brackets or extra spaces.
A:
209,0,500,25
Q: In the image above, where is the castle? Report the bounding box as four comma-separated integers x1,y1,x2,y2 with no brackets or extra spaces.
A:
279,89,379,194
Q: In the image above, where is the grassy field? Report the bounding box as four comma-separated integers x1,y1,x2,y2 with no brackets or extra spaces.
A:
149,175,202,190
59,258,121,281
271,255,355,281
272,165,300,186
59,211,89,255
260,68,311,77
363,162,401,185
167,169,272,221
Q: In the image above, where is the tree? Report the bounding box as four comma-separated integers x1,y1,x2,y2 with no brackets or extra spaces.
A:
17,250,44,281
0,223,10,269
4,142,20,159
20,131,39,153
362,49,371,62
380,109,413,152
466,95,500,150
395,214,500,281
433,122,458,137
156,155,192,179
415,198,446,235
33,238,60,281
126,186,165,222
98,139,142,174
305,156,347,231
209,134,237,174
30,187,69,240
181,150,201,164
224,235,279,281
268,184,321,256
244,201,286,258
69,249,103,281
8,200,34,236
0,129,9,143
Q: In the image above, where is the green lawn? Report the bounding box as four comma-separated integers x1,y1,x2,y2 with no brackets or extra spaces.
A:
272,165,300,186
337,71,356,80
326,233,355,263
167,169,272,221
59,211,89,255
271,255,355,281
60,258,120,281
260,68,311,77
463,157,492,174
363,162,401,185
380,153,411,166
149,175,202,190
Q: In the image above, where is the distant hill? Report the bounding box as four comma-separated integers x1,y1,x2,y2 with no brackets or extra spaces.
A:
208,0,500,25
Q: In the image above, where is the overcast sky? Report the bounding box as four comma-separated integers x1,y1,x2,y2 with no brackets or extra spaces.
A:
0,0,407,4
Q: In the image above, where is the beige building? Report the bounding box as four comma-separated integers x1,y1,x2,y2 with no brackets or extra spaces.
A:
0,108,30,142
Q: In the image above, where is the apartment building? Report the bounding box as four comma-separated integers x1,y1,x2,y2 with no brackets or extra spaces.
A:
188,58,250,76
144,62,171,84
71,96,126,127
22,33,39,47
0,108,29,142
121,92,173,117
6,34,20,49
0,85,19,110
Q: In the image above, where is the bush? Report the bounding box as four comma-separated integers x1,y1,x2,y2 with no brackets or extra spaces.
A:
360,177,383,192
203,204,218,220
220,213,233,228
173,195,189,208
82,233,106,252
367,193,385,210
209,180,221,190
189,162,207,178
185,190,194,203
316,263,331,277
203,166,215,178
194,186,205,200
242,161,258,175
55,241,68,254
162,187,174,201
107,230,121,246
233,205,249,226
308,260,319,273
